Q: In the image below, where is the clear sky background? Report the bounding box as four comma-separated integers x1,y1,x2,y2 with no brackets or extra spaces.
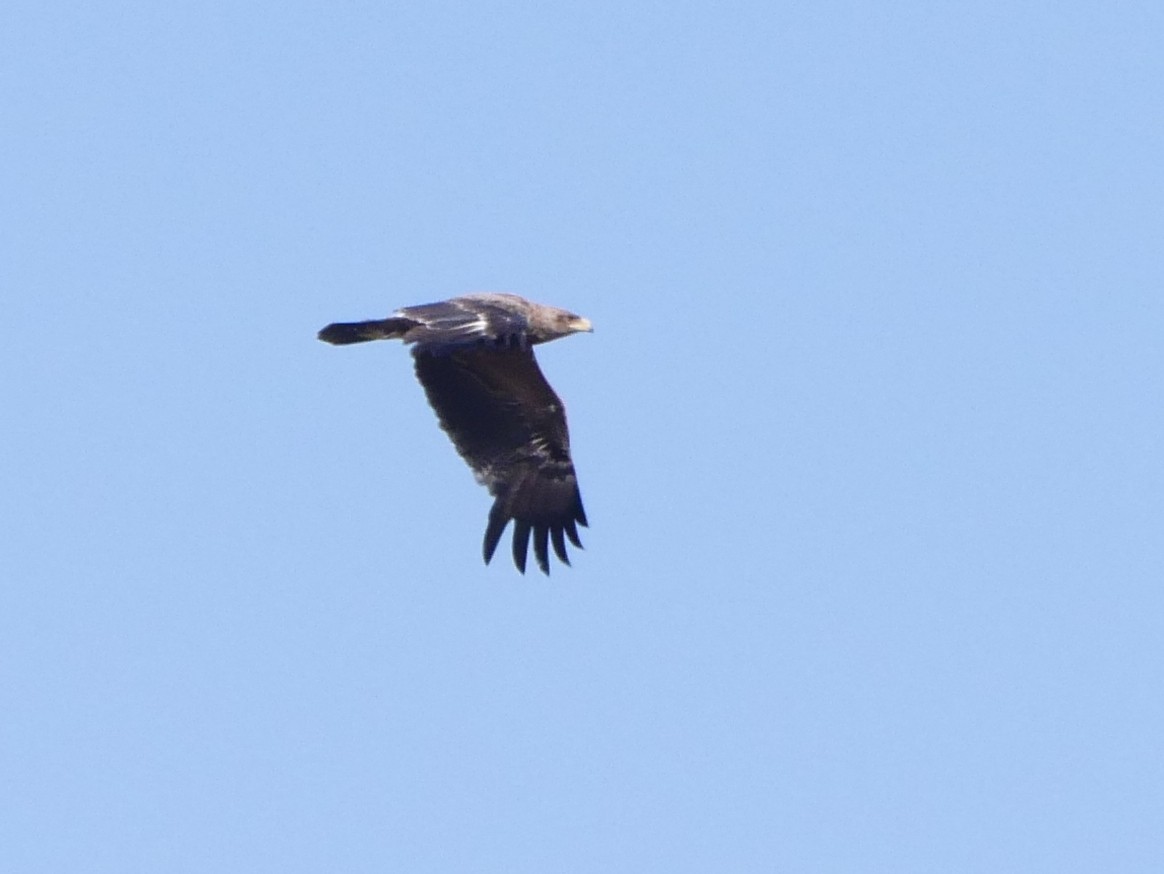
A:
3,1,1162,871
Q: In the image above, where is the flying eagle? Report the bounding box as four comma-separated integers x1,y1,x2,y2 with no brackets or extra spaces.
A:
318,293,593,575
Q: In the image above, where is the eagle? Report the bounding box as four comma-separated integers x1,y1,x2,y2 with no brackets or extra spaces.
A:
318,293,593,575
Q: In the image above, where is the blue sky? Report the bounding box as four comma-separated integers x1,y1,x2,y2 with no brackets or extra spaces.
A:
3,1,1162,871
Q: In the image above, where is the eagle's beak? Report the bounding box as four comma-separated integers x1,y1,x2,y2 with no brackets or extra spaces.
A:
571,316,594,333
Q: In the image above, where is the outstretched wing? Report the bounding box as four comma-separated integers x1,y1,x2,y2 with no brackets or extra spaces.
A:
413,345,587,574
397,297,531,351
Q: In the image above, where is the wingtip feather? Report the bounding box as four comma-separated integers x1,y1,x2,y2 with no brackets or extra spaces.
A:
483,504,509,565
512,521,531,574
550,527,570,565
533,525,550,575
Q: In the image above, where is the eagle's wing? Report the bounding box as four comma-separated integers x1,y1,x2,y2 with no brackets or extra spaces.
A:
397,297,530,351
413,345,586,574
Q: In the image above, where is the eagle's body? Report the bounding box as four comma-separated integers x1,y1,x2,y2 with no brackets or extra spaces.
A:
319,293,592,574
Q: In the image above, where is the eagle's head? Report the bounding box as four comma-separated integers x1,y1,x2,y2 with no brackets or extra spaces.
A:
531,305,593,343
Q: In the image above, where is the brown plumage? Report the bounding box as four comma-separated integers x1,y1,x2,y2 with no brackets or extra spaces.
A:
318,293,592,574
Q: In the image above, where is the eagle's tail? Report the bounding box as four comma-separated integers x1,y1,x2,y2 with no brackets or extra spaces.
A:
317,317,415,345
